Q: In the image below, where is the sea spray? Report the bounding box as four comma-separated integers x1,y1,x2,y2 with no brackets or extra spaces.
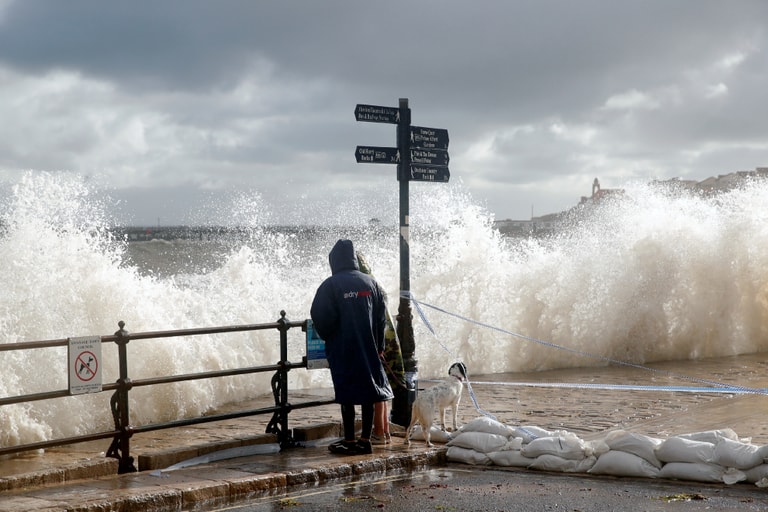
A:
3,171,768,446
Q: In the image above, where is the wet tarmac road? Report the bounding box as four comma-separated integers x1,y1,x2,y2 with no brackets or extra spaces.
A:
214,465,768,512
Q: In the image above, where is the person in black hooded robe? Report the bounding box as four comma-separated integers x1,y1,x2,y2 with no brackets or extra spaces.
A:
310,239,394,455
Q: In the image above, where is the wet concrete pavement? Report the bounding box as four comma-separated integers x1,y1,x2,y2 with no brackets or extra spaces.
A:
0,406,446,511
3,368,768,511
0,437,446,511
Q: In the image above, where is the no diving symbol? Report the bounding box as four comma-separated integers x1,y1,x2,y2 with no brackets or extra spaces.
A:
75,350,98,382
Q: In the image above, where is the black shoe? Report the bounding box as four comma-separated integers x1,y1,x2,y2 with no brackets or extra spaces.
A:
355,439,372,454
329,440,357,455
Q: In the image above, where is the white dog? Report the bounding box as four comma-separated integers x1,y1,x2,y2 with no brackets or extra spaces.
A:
405,362,468,447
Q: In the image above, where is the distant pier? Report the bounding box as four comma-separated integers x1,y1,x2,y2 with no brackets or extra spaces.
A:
112,225,363,242
115,226,251,241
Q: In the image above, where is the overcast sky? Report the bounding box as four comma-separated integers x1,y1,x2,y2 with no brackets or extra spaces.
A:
1,1,767,226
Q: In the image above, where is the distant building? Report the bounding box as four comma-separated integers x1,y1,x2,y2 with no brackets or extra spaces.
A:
578,177,625,205
691,167,768,195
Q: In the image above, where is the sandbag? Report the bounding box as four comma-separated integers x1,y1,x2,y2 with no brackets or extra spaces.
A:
408,425,453,444
528,454,596,473
513,425,555,443
723,467,748,485
446,446,491,465
678,428,739,444
447,432,511,454
487,450,536,467
603,430,663,468
459,416,516,437
743,464,768,484
521,434,586,460
712,438,768,470
658,462,726,483
588,450,660,479
584,438,610,459
655,436,715,464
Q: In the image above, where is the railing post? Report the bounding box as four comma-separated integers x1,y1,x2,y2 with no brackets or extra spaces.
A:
106,320,137,473
266,311,297,448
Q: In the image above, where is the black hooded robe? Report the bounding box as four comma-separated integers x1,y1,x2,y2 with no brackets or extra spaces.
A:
310,240,394,405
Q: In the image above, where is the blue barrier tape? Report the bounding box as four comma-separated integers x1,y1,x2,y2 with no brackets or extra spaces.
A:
402,291,498,421
401,292,768,397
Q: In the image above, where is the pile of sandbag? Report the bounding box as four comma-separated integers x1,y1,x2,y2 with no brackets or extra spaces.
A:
445,417,602,473
441,417,768,487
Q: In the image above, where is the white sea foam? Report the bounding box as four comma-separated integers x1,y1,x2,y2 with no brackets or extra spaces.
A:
2,171,768,445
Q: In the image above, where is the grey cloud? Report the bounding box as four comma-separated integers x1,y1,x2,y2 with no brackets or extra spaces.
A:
1,0,767,224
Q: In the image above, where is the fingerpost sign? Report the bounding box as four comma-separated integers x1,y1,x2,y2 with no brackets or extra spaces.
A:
354,102,451,183
354,98,451,425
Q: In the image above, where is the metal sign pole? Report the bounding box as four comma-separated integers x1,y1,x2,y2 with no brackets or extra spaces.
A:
394,98,418,426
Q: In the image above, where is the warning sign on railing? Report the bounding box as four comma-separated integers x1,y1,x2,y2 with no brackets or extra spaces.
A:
68,336,102,395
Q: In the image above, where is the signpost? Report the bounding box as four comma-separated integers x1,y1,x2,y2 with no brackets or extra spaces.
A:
354,98,450,426
355,146,400,164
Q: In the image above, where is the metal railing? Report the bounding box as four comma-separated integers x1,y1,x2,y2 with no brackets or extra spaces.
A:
0,311,335,473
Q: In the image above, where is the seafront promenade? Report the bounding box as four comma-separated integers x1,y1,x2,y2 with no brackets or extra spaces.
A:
3,369,768,511
0,391,442,511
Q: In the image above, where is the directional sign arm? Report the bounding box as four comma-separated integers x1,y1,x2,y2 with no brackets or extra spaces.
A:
355,104,400,124
410,148,449,167
410,165,450,182
410,126,449,150
355,146,401,164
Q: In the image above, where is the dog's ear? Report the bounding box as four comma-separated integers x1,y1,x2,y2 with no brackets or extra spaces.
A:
458,362,467,379
449,362,468,380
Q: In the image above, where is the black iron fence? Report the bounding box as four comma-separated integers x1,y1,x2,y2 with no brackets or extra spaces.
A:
0,311,335,474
